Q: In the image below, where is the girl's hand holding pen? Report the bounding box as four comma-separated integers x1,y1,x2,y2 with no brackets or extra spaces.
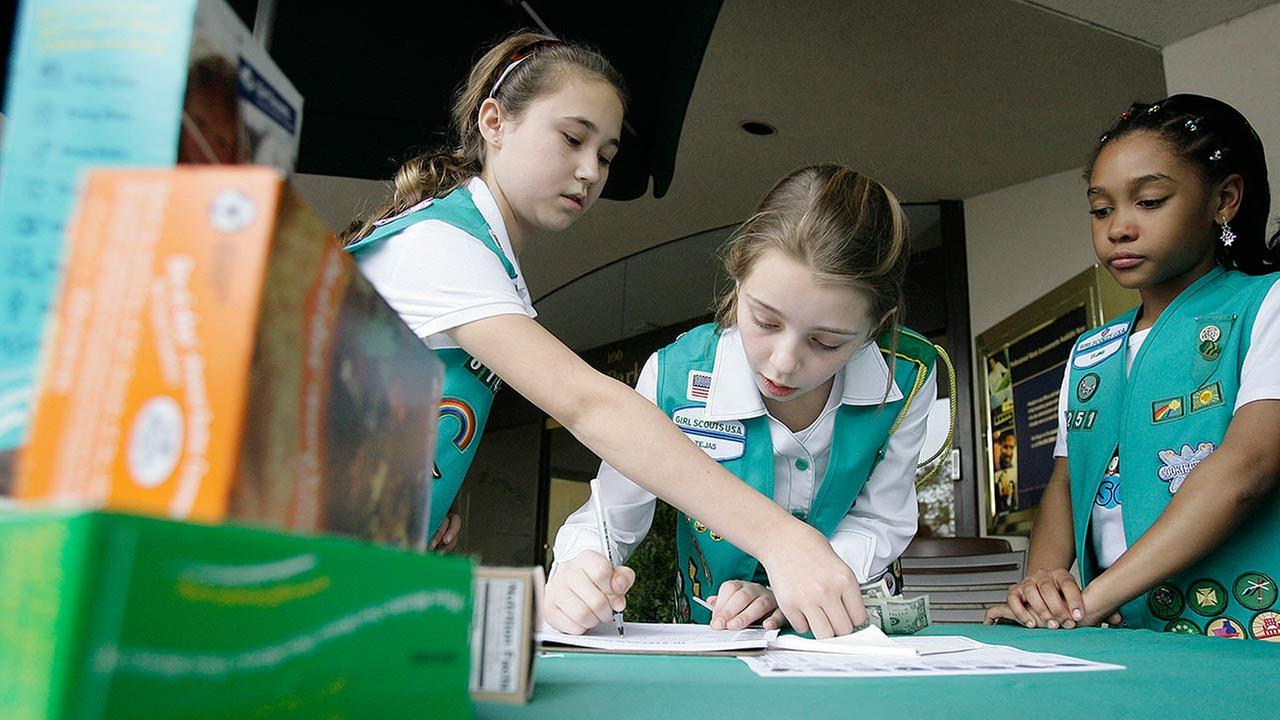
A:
544,551,636,635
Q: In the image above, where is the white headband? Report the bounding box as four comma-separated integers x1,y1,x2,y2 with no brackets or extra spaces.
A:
488,55,533,99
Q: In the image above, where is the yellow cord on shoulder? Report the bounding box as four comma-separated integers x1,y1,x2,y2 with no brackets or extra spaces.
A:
915,343,957,487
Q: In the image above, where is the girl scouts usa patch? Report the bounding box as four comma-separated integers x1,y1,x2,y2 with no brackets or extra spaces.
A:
1073,337,1124,369
1071,318,1128,369
672,405,745,461
1077,322,1128,352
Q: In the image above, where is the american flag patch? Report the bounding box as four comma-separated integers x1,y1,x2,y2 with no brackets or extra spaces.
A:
687,371,713,401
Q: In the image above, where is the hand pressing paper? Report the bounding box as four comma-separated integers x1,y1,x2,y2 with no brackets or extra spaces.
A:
769,624,917,657
769,626,987,657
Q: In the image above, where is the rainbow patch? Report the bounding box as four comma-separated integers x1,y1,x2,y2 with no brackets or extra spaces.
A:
1151,396,1184,423
438,398,476,451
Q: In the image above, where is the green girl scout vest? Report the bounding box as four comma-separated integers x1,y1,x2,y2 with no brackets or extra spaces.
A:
346,186,515,539
1066,266,1280,638
656,323,937,624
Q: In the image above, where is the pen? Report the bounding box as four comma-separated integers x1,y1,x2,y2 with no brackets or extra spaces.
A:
695,594,771,630
589,478,625,636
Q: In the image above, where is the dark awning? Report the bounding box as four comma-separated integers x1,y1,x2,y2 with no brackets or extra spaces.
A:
244,0,723,200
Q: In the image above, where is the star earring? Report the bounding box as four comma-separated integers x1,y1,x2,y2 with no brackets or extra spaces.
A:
1219,218,1236,247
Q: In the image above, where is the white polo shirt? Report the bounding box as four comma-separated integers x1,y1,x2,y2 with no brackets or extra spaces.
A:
353,176,536,349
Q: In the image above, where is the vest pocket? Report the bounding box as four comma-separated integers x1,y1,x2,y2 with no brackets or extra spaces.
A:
1191,314,1235,388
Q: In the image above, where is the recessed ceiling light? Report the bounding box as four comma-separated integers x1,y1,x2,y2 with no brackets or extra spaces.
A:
740,120,777,136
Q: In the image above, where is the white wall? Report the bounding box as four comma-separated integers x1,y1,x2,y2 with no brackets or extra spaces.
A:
964,167,1096,337
963,167,1095,535
966,0,1280,351
1163,1,1280,241
290,173,388,235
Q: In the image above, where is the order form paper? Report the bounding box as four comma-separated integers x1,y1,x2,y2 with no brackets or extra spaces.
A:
742,643,1124,678
538,623,778,654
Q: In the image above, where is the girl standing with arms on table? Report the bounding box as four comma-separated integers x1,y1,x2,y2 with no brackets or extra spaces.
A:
546,165,942,634
344,33,867,637
985,94,1280,638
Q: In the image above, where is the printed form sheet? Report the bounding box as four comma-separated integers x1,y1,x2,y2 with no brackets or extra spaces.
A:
539,622,778,654
743,643,1124,678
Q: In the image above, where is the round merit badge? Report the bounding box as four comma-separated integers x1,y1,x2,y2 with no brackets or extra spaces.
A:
1199,339,1221,360
1205,616,1246,639
1188,579,1228,616
1164,618,1201,635
1250,611,1280,641
1233,572,1278,611
1148,584,1185,621
1198,325,1221,343
1076,373,1100,402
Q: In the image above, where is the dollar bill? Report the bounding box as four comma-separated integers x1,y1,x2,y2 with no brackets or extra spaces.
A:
859,577,892,600
856,577,929,634
863,603,884,630
864,595,931,635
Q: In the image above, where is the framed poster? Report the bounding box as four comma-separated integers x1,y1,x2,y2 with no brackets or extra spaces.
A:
976,266,1137,535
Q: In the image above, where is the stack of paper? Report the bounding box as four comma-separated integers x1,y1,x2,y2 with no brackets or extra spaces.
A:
537,622,1124,680
769,624,916,657
742,643,1124,678
768,626,985,657
537,623,778,656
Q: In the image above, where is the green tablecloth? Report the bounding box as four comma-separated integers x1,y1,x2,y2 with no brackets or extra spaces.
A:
478,624,1280,719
